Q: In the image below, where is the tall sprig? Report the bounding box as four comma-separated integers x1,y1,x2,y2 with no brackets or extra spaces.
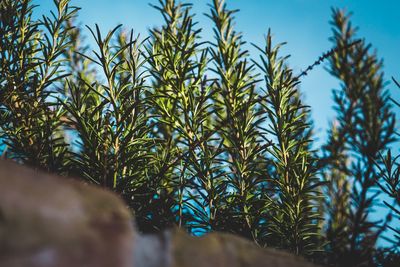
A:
147,0,221,233
254,31,321,256
207,0,267,240
325,9,396,266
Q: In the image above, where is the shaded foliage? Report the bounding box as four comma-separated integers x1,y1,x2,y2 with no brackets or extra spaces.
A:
321,9,397,267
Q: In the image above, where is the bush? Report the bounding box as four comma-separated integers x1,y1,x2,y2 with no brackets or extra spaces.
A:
0,0,398,266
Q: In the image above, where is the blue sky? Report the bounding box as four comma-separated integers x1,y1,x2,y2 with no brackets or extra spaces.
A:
35,0,400,243
35,0,400,142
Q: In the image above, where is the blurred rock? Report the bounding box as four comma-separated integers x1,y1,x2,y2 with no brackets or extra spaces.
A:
0,160,320,267
0,160,135,267
134,228,321,267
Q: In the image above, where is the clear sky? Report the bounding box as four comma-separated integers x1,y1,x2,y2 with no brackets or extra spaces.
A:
34,0,400,243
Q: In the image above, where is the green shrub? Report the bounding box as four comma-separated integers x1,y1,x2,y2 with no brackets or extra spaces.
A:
0,0,398,266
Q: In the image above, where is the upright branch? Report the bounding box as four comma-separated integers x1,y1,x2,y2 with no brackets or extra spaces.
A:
147,0,220,233
207,0,267,241
254,30,321,256
325,8,396,266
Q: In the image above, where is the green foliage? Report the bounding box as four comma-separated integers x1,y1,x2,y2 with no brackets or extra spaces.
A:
146,0,218,232
253,32,321,255
374,77,400,252
0,0,78,172
207,0,268,240
321,9,397,267
63,24,154,193
1,1,399,266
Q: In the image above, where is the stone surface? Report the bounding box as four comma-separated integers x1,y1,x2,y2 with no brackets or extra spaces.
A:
0,160,320,267
0,160,135,267
134,228,321,267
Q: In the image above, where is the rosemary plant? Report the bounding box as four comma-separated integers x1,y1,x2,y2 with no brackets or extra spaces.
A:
1,1,399,266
